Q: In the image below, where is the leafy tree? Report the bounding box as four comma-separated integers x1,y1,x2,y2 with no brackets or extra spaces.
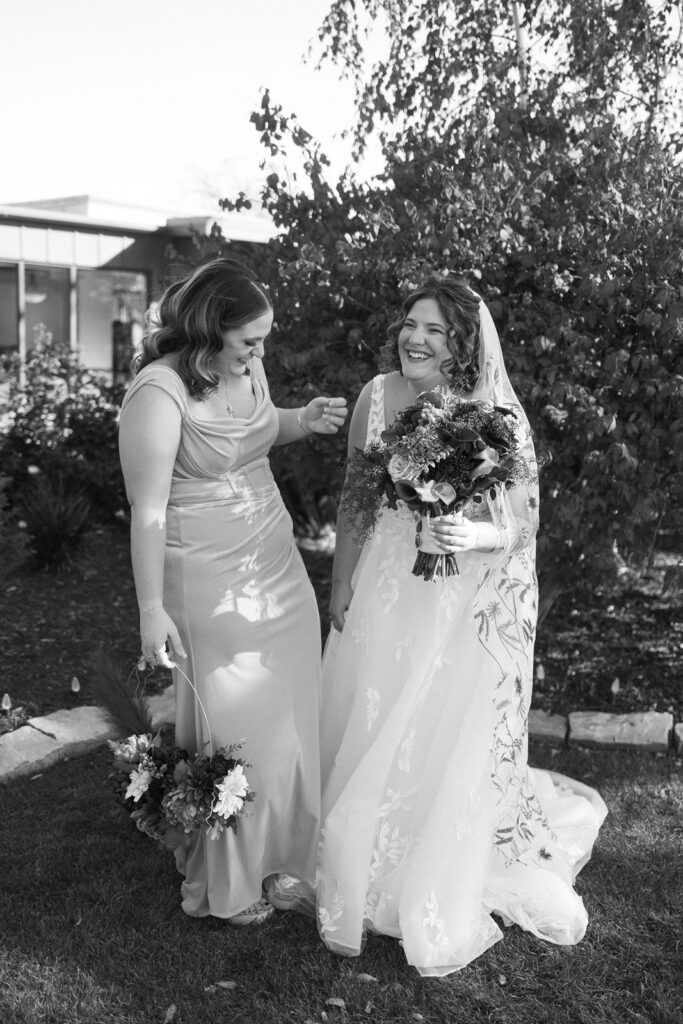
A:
205,0,683,613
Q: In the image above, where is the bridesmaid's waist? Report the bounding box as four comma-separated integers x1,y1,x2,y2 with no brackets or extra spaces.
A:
168,457,278,508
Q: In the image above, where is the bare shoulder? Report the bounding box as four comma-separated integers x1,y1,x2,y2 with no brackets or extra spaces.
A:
381,370,404,405
347,376,380,453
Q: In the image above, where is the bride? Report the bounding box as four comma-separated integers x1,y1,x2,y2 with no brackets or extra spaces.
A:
317,278,607,976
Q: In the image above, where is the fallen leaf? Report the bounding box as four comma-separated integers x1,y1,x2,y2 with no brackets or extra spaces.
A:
204,985,217,994
326,997,346,1009
70,676,81,692
1,694,11,711
498,974,507,985
355,973,378,983
216,980,237,990
164,1005,177,1023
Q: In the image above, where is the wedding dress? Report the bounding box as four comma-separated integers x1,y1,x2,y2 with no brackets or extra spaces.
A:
316,301,607,976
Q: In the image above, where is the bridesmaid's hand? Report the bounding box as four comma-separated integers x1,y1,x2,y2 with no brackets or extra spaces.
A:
140,608,187,668
302,396,348,435
329,580,354,632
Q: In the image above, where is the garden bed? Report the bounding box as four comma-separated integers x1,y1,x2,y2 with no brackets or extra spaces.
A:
2,524,681,722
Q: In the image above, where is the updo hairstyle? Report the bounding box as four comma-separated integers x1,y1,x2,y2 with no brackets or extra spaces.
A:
135,258,272,399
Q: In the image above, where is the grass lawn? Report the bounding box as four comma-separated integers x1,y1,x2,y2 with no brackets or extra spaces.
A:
1,742,681,1024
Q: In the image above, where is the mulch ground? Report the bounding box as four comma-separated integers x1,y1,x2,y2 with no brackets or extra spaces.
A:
2,524,681,721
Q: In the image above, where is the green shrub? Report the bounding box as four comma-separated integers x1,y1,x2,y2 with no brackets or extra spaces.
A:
0,475,29,575
0,327,126,522
19,472,91,571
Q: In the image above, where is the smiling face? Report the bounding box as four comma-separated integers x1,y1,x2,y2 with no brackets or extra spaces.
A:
219,309,273,378
397,297,453,389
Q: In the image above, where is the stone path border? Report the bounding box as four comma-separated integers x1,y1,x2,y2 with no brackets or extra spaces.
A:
1,692,680,783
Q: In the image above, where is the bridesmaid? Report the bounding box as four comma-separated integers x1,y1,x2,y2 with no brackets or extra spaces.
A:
118,258,347,925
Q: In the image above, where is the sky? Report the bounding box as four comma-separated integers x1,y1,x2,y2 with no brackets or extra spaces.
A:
0,0,371,216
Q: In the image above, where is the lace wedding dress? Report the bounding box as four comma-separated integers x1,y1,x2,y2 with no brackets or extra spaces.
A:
316,302,607,976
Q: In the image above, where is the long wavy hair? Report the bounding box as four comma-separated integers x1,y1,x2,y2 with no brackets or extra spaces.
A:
379,278,481,391
135,258,272,399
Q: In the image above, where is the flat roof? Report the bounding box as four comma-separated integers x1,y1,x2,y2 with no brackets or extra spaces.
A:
0,199,274,242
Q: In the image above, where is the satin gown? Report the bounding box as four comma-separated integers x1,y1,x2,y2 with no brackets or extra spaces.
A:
121,361,321,918
317,374,607,976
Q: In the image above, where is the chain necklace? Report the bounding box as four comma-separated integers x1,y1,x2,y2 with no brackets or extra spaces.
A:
215,373,233,416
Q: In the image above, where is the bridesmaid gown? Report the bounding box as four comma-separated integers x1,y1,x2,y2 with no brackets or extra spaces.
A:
121,360,321,918
317,374,607,976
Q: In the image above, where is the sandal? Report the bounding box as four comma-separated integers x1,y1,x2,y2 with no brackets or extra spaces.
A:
227,896,274,927
264,874,316,917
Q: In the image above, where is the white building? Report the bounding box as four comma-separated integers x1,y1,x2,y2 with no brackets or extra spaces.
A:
0,196,272,382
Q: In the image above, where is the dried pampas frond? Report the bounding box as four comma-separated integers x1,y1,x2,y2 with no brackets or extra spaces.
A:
90,649,154,738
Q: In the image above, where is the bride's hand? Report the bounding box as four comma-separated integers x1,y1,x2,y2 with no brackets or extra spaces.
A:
329,580,354,632
431,515,480,553
140,607,187,668
302,396,348,434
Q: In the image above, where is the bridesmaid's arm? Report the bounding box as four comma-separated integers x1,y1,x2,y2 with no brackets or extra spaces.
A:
273,397,348,445
118,386,186,666
329,382,373,632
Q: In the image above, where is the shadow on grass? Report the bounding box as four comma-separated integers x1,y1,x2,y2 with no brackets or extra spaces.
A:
1,743,682,1024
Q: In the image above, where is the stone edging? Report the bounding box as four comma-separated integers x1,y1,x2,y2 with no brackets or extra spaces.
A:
1,693,680,784
529,709,678,754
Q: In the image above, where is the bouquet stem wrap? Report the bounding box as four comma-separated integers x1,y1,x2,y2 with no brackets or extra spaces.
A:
414,511,462,580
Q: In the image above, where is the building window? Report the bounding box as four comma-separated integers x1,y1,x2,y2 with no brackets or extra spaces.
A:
0,265,18,351
25,265,70,351
77,269,147,380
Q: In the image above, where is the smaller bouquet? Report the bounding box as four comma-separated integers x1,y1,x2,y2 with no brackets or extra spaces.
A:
92,652,254,851
342,387,530,580
109,733,254,849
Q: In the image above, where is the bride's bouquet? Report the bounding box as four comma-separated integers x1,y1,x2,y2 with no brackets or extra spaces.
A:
93,652,254,850
342,387,528,580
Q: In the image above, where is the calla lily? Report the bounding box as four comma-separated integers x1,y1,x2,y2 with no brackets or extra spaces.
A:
471,446,501,479
431,482,457,505
393,478,457,505
419,388,446,409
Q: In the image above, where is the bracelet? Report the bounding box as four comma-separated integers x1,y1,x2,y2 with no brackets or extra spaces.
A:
297,406,312,434
140,605,163,614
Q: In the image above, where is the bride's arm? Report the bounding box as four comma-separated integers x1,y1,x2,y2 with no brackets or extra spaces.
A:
329,382,373,632
497,430,540,555
431,422,540,556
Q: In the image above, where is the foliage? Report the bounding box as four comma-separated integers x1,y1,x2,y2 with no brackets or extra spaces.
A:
18,472,91,571
317,0,683,152
0,326,126,522
191,1,683,609
0,476,28,574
